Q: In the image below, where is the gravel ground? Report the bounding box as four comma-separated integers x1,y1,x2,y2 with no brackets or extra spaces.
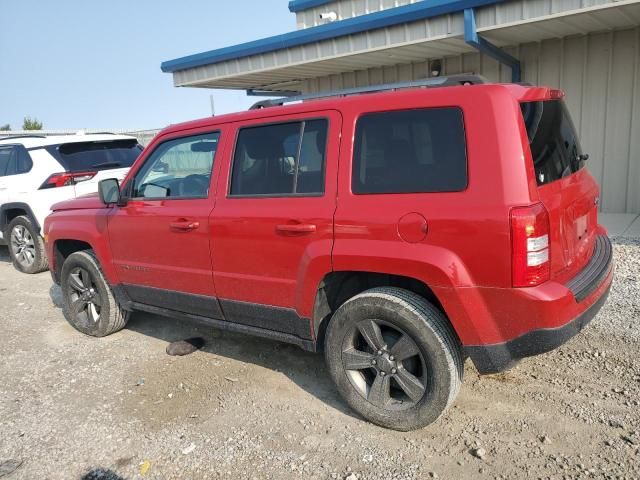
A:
0,239,638,480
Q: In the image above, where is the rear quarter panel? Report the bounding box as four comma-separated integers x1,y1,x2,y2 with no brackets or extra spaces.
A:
332,85,535,344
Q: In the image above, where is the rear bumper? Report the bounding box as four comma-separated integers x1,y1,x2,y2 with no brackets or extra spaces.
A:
465,283,610,373
464,233,613,374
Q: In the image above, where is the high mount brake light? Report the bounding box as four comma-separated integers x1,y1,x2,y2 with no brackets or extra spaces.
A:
39,171,97,189
511,203,551,287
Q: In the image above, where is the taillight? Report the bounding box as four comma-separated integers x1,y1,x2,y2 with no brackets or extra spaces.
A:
511,203,550,287
39,171,97,189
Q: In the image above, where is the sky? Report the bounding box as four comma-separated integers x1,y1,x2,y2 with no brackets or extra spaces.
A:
0,0,296,130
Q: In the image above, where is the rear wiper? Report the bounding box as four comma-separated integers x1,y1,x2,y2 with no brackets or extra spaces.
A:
91,161,122,169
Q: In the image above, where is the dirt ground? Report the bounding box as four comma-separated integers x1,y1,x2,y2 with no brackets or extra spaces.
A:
0,241,638,480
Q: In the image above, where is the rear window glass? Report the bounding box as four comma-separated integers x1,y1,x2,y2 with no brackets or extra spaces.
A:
46,139,142,172
520,100,584,186
352,108,467,194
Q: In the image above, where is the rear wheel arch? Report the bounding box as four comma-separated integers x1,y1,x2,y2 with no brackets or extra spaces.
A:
313,271,452,351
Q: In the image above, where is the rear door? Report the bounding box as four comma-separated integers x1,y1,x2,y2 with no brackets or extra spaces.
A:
520,99,599,279
0,145,15,206
210,111,340,334
0,145,36,203
108,130,224,317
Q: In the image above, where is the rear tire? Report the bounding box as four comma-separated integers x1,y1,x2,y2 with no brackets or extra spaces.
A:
325,287,463,431
7,215,48,274
60,250,129,337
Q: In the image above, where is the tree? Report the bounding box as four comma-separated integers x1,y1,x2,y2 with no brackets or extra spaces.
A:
0,124,10,131
22,117,43,130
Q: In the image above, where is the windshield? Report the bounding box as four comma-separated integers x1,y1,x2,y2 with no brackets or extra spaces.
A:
520,100,584,186
46,139,142,172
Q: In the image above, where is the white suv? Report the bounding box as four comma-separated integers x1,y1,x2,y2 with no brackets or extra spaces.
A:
0,133,142,273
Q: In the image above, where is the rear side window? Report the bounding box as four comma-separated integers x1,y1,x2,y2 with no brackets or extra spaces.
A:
230,119,328,196
520,100,584,186
0,146,14,176
46,139,142,172
353,108,467,194
16,145,33,174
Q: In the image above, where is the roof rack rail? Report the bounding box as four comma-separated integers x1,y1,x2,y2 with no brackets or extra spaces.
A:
249,74,488,110
0,134,47,141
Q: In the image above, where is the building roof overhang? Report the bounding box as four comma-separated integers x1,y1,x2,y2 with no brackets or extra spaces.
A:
163,0,640,92
288,0,336,13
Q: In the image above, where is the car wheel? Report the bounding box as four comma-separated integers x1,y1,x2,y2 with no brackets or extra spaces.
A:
60,250,129,337
7,215,48,274
325,287,463,431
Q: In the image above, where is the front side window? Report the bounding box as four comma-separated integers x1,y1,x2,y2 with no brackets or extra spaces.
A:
520,100,584,186
353,108,467,194
230,119,328,196
132,132,220,199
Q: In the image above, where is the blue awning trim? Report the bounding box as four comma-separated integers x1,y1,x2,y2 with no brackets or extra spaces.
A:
161,0,507,73
288,0,336,13
463,8,521,82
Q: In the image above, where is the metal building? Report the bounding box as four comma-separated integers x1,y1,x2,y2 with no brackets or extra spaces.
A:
162,0,640,214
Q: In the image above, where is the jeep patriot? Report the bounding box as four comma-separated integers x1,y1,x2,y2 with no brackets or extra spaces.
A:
44,76,613,430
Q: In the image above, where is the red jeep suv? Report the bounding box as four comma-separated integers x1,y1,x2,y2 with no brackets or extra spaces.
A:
44,76,613,430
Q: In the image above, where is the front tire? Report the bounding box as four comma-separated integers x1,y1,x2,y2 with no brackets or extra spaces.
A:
7,215,48,274
60,250,129,337
325,287,463,431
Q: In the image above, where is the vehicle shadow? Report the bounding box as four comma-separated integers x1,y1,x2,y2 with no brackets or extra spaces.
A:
0,245,10,263
48,284,358,420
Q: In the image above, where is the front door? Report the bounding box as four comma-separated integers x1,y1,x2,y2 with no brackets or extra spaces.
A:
108,130,224,318
211,111,341,335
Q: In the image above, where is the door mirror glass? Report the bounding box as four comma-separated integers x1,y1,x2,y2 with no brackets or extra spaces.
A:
98,178,121,205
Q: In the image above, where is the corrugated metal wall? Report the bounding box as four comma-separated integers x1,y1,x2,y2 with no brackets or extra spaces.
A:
295,0,627,29
302,27,640,213
296,0,421,29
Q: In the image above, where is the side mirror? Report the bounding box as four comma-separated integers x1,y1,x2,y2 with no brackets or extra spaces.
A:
98,178,121,205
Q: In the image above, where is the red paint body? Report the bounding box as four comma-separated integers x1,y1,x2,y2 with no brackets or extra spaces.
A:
44,83,612,352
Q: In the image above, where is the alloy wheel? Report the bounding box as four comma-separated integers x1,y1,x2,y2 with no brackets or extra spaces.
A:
10,225,36,267
341,319,428,411
67,267,102,325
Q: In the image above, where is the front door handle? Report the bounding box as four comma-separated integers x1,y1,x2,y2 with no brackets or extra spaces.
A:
170,220,200,232
275,223,316,234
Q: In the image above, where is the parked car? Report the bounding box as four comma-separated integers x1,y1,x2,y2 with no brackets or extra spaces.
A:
43,76,613,430
0,133,142,273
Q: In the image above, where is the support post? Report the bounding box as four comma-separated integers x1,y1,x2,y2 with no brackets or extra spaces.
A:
464,8,521,82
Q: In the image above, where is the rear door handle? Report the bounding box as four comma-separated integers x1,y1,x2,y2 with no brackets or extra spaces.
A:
170,220,200,232
276,223,316,234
